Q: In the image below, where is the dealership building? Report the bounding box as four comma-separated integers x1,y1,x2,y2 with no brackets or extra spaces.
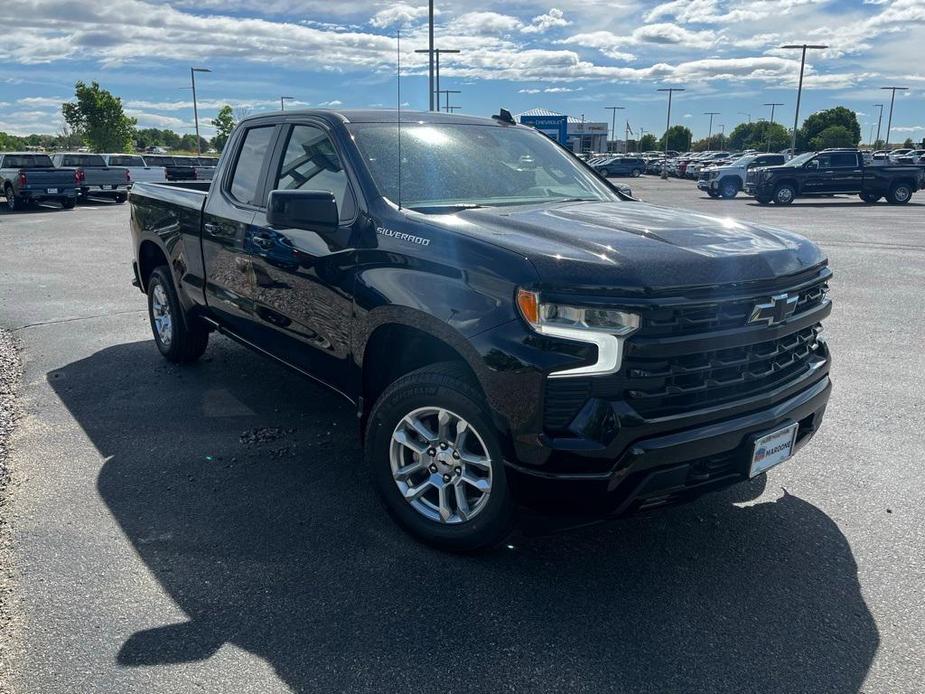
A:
517,108,611,154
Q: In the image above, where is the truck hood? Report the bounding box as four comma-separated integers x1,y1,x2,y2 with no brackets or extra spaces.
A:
441,200,825,293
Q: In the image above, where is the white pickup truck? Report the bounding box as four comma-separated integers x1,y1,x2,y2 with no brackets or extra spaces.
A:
102,154,167,185
698,152,787,199
51,152,132,203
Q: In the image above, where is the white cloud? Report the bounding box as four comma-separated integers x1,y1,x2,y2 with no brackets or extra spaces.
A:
318,100,343,107
453,11,522,35
16,96,67,107
369,3,431,29
522,8,571,34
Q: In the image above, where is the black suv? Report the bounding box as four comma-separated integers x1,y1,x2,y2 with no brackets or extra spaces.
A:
129,110,832,550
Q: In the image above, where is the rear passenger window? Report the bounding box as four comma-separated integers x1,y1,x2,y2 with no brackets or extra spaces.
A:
229,126,274,205
272,124,356,221
830,153,857,168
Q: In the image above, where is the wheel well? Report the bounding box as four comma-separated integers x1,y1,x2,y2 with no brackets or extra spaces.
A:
891,178,914,189
774,178,798,191
361,324,479,417
138,241,169,291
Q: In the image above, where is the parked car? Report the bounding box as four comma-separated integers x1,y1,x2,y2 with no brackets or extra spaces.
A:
698,153,787,198
0,152,79,211
101,154,167,185
129,109,833,550
51,152,131,203
595,156,645,177
745,149,924,205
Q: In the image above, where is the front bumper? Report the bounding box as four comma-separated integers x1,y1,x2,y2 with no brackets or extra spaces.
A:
506,372,830,517
696,178,716,191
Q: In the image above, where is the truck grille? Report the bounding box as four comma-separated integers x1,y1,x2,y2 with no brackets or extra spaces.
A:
622,325,823,418
639,281,827,338
541,272,830,431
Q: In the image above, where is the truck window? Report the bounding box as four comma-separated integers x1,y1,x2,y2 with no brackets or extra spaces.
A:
61,154,106,167
829,153,858,168
272,124,355,220
3,154,54,168
109,155,145,167
229,126,274,206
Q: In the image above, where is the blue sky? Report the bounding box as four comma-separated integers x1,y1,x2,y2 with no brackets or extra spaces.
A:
1,0,923,144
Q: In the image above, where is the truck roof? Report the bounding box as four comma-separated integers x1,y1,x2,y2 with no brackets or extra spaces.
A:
240,109,512,128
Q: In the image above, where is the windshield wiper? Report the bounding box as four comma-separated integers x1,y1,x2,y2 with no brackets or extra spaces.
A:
405,203,486,213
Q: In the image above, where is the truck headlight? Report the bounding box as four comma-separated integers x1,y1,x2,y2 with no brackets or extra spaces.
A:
516,289,640,378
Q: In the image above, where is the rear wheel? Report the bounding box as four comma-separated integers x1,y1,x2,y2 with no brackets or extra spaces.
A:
365,362,514,551
886,182,912,205
773,184,796,205
114,193,127,204
3,185,16,212
600,168,611,177
631,168,641,177
146,266,209,363
62,198,76,209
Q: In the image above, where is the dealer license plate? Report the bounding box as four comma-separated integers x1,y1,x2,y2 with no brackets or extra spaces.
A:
750,423,799,478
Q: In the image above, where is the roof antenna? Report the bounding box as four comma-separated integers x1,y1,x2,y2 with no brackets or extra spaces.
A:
397,25,403,210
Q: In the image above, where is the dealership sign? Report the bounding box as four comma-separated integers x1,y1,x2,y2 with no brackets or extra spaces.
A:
519,114,568,144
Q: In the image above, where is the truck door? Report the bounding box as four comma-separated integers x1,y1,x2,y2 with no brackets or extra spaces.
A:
829,152,863,192
244,121,360,394
201,122,279,338
801,154,829,195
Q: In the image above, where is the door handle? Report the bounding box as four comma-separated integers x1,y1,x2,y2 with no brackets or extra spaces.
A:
204,222,220,236
252,234,273,249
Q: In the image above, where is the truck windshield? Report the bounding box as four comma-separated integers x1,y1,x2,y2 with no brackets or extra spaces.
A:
348,123,618,209
782,152,816,167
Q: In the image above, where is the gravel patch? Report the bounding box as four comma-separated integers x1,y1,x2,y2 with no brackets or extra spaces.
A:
0,329,21,694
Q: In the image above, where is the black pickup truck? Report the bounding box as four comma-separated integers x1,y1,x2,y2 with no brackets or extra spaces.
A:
1,152,79,210
745,149,924,205
129,110,833,550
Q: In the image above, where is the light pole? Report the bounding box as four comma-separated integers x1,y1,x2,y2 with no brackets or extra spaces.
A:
439,89,460,113
415,48,459,112
428,0,434,111
704,111,719,146
763,102,784,152
873,103,884,146
605,106,625,153
738,111,751,123
780,44,828,155
880,86,908,148
658,87,684,179
280,96,293,111
190,66,211,156
718,124,725,147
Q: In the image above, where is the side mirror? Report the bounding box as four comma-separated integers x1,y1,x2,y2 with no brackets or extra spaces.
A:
267,190,338,233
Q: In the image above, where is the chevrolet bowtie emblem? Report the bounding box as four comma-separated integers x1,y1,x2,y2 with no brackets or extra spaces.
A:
748,293,798,326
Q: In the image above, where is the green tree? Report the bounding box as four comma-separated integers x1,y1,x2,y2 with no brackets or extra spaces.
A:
902,137,914,148
798,107,860,150
210,105,236,152
809,125,855,150
658,125,692,152
61,81,137,152
727,121,791,152
638,133,658,151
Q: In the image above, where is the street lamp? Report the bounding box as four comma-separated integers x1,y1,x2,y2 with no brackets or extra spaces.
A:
190,66,211,156
704,111,719,145
763,102,784,152
658,88,684,179
605,106,625,153
280,96,294,111
780,44,828,156
415,47,460,112
873,103,884,146
439,89,460,113
880,86,908,148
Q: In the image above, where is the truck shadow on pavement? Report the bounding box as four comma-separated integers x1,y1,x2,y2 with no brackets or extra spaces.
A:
50,338,878,693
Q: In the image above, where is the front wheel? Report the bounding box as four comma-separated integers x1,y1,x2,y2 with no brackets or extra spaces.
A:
147,266,209,363
599,168,611,177
773,184,796,205
631,168,641,177
719,179,739,199
365,363,515,551
887,183,912,205
62,198,76,209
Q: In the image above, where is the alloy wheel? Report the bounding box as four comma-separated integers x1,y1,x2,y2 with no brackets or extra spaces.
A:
151,283,173,347
389,406,492,524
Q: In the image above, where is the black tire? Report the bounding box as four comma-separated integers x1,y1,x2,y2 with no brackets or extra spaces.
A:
62,198,76,209
773,184,796,206
631,168,641,178
719,178,739,199
114,193,127,204
4,185,17,212
886,182,912,205
600,168,611,177
146,266,209,363
365,362,515,552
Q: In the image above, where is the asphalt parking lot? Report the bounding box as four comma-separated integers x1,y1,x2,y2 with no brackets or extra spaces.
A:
0,184,923,693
